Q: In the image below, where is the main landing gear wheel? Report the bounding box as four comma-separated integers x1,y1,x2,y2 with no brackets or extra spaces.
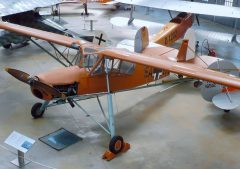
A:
102,136,130,161
224,109,230,113
109,136,124,154
31,103,45,118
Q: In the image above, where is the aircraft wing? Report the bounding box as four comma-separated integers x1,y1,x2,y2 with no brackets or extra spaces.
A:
0,0,62,17
0,21,84,48
1,21,240,89
116,0,240,19
101,48,240,89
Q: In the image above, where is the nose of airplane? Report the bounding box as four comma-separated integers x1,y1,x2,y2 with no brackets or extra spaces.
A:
29,79,65,101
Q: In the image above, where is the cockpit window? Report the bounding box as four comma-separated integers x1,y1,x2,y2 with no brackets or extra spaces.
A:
92,57,135,75
119,61,135,74
84,48,98,54
83,54,99,71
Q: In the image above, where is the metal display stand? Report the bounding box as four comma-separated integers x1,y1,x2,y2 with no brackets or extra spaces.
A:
4,131,35,168
11,150,30,168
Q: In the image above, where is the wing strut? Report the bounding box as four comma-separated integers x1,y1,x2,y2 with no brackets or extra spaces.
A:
30,39,80,67
104,58,115,137
128,5,135,25
102,58,130,161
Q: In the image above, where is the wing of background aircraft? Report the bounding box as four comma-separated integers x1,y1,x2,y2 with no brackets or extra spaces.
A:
116,0,240,18
0,0,61,16
2,21,240,90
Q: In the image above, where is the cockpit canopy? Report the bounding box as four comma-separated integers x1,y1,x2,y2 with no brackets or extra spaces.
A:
82,53,136,75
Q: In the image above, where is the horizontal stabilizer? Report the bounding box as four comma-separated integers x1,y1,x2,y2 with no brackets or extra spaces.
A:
212,91,240,110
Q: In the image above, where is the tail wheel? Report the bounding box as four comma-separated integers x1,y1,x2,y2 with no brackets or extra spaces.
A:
224,109,230,113
109,136,124,154
178,74,183,79
193,80,202,88
3,44,11,49
31,103,45,118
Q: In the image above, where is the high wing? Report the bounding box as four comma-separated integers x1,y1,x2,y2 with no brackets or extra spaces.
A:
101,48,240,89
0,0,61,16
115,0,240,18
0,21,83,48
1,21,240,89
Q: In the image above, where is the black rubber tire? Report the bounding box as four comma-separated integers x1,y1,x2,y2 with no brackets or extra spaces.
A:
109,136,124,154
178,74,183,79
31,103,45,118
3,44,11,49
193,81,202,88
224,109,230,113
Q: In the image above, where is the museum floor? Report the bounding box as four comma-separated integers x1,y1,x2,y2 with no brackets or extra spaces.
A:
1,4,240,169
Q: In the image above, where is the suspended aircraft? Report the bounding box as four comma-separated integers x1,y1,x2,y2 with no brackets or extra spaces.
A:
2,21,240,160
111,0,240,49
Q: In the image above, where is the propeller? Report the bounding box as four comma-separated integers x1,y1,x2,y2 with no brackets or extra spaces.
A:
5,68,65,100
30,80,65,99
5,68,30,84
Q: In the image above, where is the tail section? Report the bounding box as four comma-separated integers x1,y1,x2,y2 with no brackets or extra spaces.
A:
177,40,189,62
183,28,196,60
134,26,149,53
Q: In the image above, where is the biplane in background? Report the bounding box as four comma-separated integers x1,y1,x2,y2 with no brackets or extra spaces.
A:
112,0,240,51
0,0,92,49
2,21,240,160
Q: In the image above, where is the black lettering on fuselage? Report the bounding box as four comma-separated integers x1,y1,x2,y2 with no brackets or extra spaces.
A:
165,30,177,45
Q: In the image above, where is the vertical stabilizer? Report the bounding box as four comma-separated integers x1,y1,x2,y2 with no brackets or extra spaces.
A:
134,26,149,53
177,40,189,62
183,28,196,60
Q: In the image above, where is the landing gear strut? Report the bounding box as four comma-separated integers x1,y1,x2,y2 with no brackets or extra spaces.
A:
102,58,130,160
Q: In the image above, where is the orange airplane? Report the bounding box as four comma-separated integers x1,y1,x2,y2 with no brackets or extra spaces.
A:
2,21,240,161
152,12,193,47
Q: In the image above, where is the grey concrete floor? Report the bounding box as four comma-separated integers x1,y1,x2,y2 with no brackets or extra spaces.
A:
1,4,240,169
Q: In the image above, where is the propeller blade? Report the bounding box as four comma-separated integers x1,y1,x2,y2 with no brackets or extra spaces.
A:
30,80,65,99
5,68,30,84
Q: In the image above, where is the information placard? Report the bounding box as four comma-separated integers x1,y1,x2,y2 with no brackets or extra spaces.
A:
4,131,35,153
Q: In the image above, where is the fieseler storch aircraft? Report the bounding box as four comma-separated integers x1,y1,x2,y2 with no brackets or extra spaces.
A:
0,0,91,49
2,21,240,160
